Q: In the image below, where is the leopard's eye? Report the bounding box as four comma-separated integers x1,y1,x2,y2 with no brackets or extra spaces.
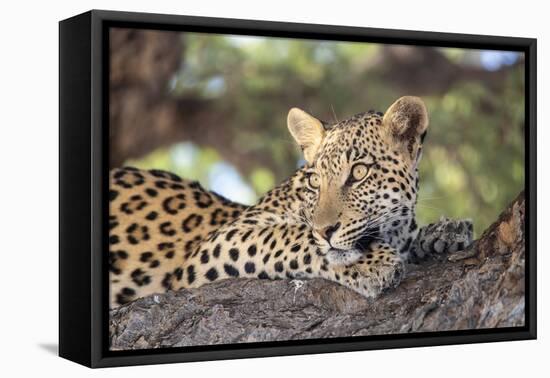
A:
308,173,321,189
351,163,370,182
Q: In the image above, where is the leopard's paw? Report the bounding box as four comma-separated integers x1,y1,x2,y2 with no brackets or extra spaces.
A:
418,217,474,256
336,247,405,298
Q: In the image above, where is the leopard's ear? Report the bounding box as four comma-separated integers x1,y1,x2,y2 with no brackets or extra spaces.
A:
383,96,429,160
383,96,428,138
287,108,325,163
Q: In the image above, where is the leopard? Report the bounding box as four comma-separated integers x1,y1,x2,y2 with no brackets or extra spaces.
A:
109,96,473,308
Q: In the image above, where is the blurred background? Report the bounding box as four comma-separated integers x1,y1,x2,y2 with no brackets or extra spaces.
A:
110,28,525,235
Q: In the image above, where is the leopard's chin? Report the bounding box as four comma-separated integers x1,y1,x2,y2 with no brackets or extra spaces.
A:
325,248,363,266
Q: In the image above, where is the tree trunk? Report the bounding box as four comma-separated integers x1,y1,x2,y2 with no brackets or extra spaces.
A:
109,192,525,350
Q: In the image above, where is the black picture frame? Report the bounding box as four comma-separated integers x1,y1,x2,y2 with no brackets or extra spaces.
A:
59,9,537,368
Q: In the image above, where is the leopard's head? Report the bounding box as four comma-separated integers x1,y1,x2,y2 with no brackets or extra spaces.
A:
288,96,429,252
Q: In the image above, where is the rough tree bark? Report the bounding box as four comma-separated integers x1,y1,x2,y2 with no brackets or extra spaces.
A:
109,191,525,350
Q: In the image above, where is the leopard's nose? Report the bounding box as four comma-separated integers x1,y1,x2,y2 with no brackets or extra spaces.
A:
317,222,341,242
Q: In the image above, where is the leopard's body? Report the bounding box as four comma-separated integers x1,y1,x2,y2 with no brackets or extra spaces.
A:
109,97,473,308
109,168,247,306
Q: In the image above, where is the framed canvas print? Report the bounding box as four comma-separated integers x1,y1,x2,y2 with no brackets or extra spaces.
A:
59,10,536,368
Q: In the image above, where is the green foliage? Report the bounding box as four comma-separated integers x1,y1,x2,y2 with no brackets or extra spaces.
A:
250,168,276,195
417,74,524,233
130,33,525,235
